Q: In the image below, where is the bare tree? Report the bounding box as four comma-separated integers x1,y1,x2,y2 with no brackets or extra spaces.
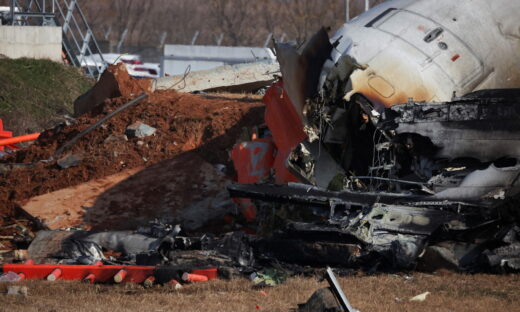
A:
79,0,388,49
210,0,254,46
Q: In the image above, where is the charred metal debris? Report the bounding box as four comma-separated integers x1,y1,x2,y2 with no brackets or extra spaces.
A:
228,28,520,273
5,21,520,282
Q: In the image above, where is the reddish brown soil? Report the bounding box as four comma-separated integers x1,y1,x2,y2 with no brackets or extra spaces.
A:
73,63,153,117
110,62,153,96
0,71,264,228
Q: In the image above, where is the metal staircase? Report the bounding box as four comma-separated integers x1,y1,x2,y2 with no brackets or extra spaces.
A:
7,0,106,79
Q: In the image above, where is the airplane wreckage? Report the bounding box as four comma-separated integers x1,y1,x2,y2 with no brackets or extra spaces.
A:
17,0,520,277
228,0,520,272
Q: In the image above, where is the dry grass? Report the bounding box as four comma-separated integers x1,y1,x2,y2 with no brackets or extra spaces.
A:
0,272,518,312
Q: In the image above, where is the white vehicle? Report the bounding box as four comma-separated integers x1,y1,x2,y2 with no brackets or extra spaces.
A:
131,62,160,79
80,53,156,78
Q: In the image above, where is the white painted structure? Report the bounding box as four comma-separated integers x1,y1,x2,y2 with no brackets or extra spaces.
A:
162,44,276,76
0,25,61,61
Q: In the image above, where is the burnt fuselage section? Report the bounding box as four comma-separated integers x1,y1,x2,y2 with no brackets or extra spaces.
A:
229,0,520,272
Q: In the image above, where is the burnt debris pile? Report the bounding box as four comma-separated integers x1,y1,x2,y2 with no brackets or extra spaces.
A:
1,16,520,285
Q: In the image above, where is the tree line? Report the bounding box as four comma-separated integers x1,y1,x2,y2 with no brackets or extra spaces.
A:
81,0,386,48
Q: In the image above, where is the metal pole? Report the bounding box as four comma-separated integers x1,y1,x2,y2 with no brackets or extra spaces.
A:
325,267,357,312
116,28,128,54
365,0,370,12
10,0,15,25
263,33,273,48
345,0,350,22
191,30,199,45
160,56,164,77
104,25,112,40
215,33,224,46
159,31,167,47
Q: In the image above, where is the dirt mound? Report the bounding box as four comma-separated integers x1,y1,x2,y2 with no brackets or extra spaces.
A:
73,63,152,117
0,86,264,225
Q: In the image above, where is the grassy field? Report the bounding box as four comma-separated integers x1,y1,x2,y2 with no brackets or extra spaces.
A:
0,58,93,135
0,272,518,312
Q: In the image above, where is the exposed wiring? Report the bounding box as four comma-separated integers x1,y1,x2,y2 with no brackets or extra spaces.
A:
112,53,129,65
166,65,191,91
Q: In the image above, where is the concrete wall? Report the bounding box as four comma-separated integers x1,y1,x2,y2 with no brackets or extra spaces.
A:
0,26,62,62
163,44,275,76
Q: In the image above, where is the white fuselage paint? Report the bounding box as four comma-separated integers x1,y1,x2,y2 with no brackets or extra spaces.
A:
328,0,520,108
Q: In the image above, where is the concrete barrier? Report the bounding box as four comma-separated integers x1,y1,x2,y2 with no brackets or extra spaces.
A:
153,61,280,93
0,26,62,62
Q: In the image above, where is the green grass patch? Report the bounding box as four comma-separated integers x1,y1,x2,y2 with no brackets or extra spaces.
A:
0,58,94,134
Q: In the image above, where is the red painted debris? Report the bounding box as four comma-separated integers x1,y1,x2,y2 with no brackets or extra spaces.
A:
143,276,155,288
17,273,26,281
231,79,306,188
113,269,128,283
47,268,62,281
2,263,224,285
230,79,307,222
263,79,307,184
182,272,209,282
83,273,96,284
231,138,275,184
191,268,218,280
2,264,154,283
0,119,14,151
0,133,40,147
